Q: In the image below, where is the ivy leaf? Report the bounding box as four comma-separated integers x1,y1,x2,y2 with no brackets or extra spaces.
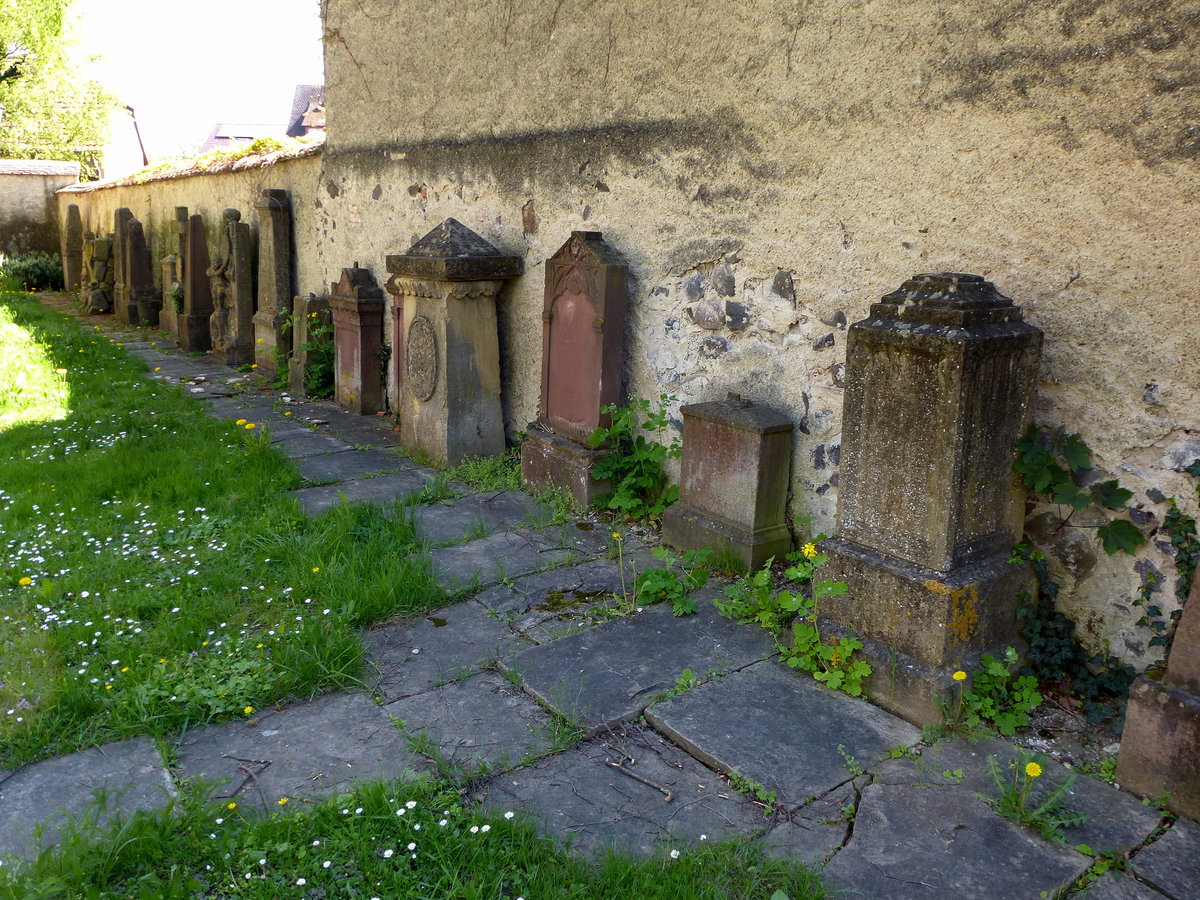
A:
1089,480,1133,511
1060,434,1093,473
1097,519,1145,556
1185,459,1200,479
1051,481,1092,511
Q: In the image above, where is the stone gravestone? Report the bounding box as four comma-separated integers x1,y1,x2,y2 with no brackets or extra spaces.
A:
330,263,387,414
84,235,114,314
385,218,522,465
61,204,83,296
160,255,179,336
125,217,160,327
1117,576,1200,819
821,273,1042,726
520,231,628,506
79,229,95,308
253,189,293,376
662,395,794,570
111,208,136,325
207,209,255,366
179,214,214,352
288,293,331,396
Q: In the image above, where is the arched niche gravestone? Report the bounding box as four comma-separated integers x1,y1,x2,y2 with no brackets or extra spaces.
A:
520,231,628,507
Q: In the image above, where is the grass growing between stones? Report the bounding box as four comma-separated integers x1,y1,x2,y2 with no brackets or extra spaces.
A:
0,293,443,769
0,775,825,899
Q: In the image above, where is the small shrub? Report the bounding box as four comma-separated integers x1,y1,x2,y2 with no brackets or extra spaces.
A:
589,394,680,519
0,251,64,291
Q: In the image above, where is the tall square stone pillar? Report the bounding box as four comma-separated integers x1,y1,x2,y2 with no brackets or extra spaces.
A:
1117,578,1200,819
822,273,1042,725
180,214,213,352
253,189,293,376
112,208,136,325
160,256,179,336
520,231,628,506
330,264,387,414
61,204,83,296
385,218,522,466
662,395,794,570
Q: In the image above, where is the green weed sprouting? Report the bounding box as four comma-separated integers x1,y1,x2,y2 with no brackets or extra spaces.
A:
981,750,1089,845
589,393,680,520
943,647,1042,737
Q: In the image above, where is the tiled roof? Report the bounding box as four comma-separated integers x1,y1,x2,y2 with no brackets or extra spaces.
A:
0,159,81,176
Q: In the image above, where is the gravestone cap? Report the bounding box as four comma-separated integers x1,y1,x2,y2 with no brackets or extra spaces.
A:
331,263,384,301
681,395,794,435
870,272,1024,327
386,218,523,281
255,188,289,211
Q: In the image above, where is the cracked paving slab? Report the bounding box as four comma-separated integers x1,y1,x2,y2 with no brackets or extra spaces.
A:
478,722,769,858
0,736,174,859
472,553,657,643
364,600,532,702
410,490,553,546
504,587,776,732
293,469,435,516
646,658,919,808
385,670,556,775
294,448,412,484
1129,817,1200,899
429,528,579,593
759,780,857,865
877,736,1161,854
822,776,1093,900
174,691,416,813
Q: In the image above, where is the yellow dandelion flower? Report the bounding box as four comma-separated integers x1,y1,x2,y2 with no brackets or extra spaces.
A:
256,338,264,344
158,658,166,663
154,367,161,372
1025,761,1042,778
611,531,621,540
121,666,129,673
312,566,320,574
952,670,967,682
256,643,264,649
802,542,818,558
243,706,255,715
104,684,113,690
227,801,238,810
18,576,32,586
277,797,289,806
201,641,209,647
245,423,256,430
284,411,292,416
251,364,258,369
235,419,247,426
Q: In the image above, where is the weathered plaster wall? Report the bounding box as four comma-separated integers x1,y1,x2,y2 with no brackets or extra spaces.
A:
314,0,1199,667
56,150,323,300
0,161,81,256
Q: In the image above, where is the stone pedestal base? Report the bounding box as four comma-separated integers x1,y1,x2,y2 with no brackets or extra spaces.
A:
520,428,611,508
253,310,289,377
160,300,178,338
662,504,791,572
1117,677,1200,819
133,289,161,328
821,536,1033,726
180,314,211,352
331,292,386,415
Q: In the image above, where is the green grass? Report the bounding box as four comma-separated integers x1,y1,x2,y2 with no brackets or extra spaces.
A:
0,292,444,768
0,775,825,899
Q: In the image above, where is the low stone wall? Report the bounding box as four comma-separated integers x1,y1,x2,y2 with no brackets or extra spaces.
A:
0,160,80,256
56,147,322,304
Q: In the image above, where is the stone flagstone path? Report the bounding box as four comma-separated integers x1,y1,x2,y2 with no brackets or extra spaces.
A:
1,298,1197,898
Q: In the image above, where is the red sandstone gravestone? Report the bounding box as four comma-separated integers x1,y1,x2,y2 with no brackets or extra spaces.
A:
661,395,794,570
1117,576,1200,819
521,231,628,506
330,263,387,415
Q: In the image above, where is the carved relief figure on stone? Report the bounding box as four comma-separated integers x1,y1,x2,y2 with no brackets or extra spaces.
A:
207,209,239,355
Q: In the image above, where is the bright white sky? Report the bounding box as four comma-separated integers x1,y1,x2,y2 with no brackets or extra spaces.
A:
71,0,324,168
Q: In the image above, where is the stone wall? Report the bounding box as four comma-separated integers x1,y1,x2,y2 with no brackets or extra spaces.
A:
53,0,1200,669
314,0,1200,668
56,148,322,303
0,160,81,256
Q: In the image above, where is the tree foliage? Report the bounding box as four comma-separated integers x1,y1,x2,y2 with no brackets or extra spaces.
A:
0,0,114,178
